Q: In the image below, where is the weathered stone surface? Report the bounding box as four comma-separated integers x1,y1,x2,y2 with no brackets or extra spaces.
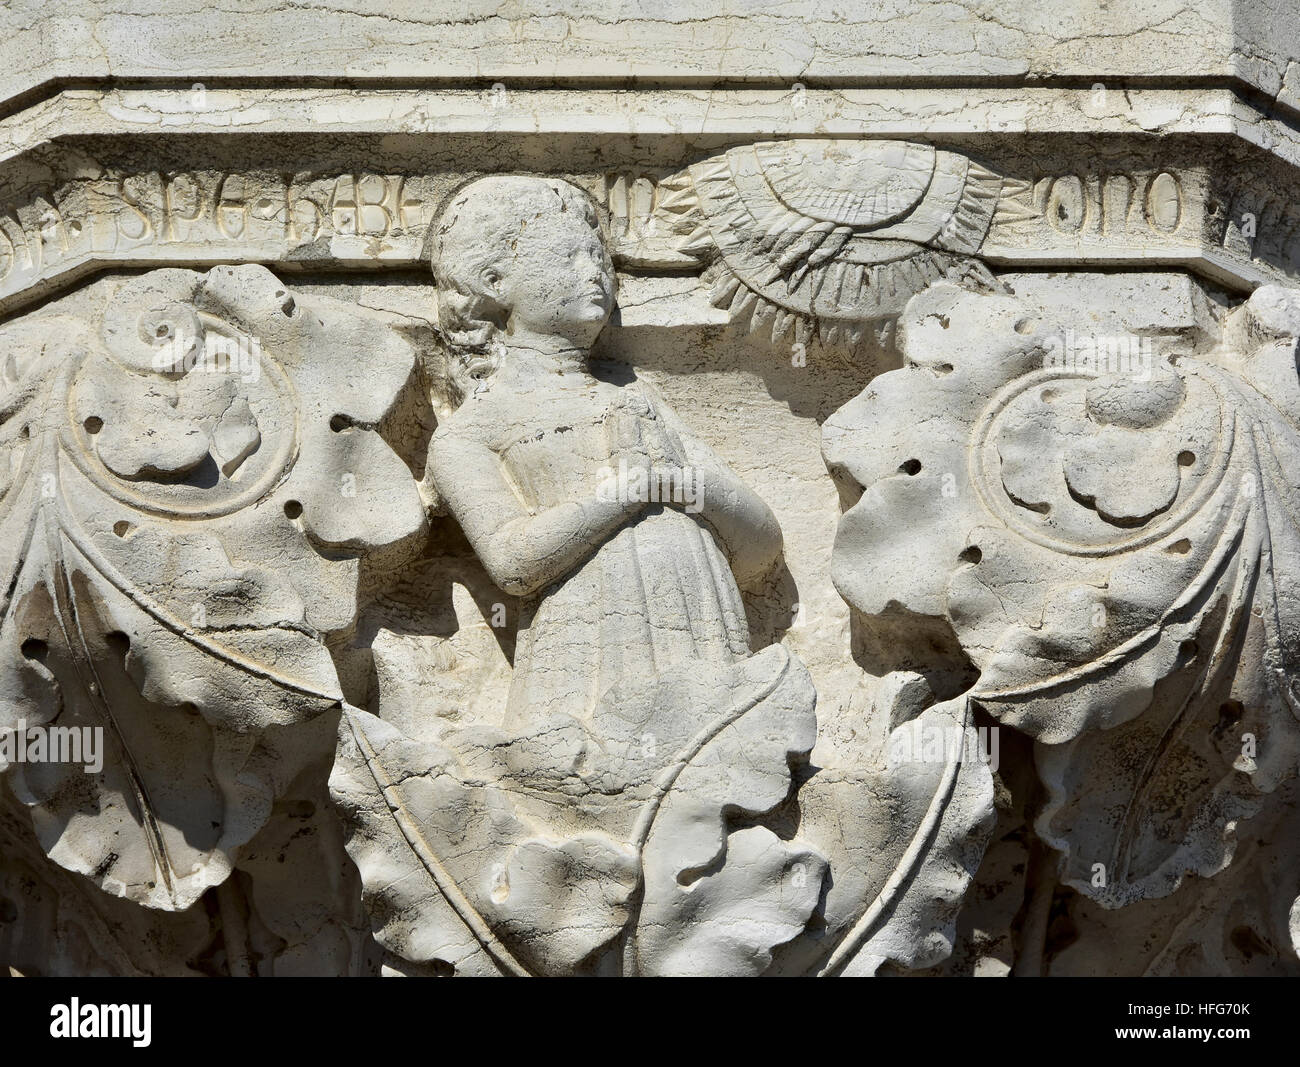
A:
1,1,1299,980
6,1,1299,109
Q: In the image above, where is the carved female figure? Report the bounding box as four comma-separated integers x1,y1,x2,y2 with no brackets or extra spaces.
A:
326,177,829,978
428,176,786,727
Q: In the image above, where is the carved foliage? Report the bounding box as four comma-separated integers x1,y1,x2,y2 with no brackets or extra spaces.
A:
824,280,1300,909
0,265,424,910
331,639,827,976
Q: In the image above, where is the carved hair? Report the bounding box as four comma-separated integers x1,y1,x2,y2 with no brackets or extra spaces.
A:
429,175,602,397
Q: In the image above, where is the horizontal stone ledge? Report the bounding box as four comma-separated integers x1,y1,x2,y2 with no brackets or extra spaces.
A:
5,0,1298,114
5,88,1300,169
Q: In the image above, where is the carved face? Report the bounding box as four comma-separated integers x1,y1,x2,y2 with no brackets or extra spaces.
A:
433,177,617,355
493,205,616,346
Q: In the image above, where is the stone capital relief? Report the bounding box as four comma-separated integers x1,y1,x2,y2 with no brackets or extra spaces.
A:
0,138,1297,977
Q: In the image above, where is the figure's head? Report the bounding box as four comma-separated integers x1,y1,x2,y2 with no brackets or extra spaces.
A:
430,176,615,364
